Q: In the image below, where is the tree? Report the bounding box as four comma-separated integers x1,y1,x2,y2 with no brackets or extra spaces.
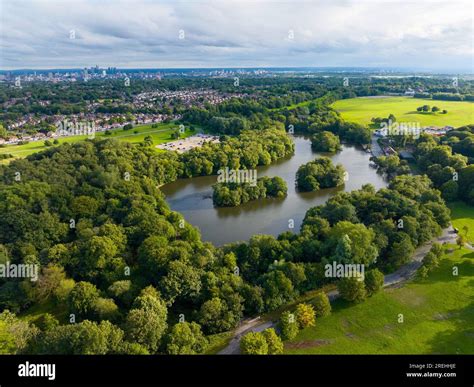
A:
36,313,59,331
364,269,384,296
456,234,466,249
310,292,331,317
295,303,316,329
71,195,99,218
93,297,119,321
160,260,202,305
278,311,299,340
125,290,168,353
333,234,352,263
53,278,75,304
240,331,268,354
34,265,67,302
0,124,7,139
440,180,458,202
143,135,153,146
422,251,439,271
137,235,170,278
296,157,345,192
311,131,341,152
430,242,444,259
80,235,119,278
387,232,414,270
198,297,236,334
33,320,123,354
120,342,150,354
337,275,367,303
165,322,208,354
458,165,474,205
0,310,38,354
68,281,100,319
240,284,264,315
327,221,378,265
107,280,133,307
262,328,283,354
261,270,295,311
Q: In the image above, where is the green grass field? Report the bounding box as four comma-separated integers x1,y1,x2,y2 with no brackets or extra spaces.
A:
284,246,474,354
449,202,474,245
0,122,194,163
332,96,474,128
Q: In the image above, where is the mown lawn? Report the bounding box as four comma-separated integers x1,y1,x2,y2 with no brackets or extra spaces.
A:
284,246,474,354
331,97,474,128
449,201,474,245
0,122,194,162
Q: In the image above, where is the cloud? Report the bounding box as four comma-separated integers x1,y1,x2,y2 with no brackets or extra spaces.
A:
0,0,472,71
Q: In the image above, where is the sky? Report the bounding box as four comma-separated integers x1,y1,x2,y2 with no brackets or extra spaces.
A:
0,0,473,72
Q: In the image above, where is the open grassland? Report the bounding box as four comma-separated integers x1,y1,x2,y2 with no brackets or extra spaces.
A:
449,202,474,245
284,246,474,354
332,96,474,127
0,122,194,163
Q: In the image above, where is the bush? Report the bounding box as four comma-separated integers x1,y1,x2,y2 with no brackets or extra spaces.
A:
93,297,120,321
240,331,268,354
310,292,331,317
364,269,384,296
165,322,207,354
262,328,283,354
240,328,283,355
337,276,367,303
295,303,316,329
278,311,299,340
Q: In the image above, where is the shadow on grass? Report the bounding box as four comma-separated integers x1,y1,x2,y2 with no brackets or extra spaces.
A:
427,301,474,354
414,255,474,284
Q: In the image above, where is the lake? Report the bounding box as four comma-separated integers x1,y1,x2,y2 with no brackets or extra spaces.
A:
160,136,388,246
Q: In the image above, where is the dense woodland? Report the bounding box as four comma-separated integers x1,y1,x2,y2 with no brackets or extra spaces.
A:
0,122,452,354
296,157,346,192
212,176,288,207
372,125,474,205
310,131,342,153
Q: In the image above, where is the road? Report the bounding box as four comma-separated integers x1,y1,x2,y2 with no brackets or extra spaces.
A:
370,134,384,157
218,225,458,354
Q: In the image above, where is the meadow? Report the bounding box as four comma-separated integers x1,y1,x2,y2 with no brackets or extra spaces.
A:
331,96,474,127
284,246,474,354
449,202,474,245
0,122,194,162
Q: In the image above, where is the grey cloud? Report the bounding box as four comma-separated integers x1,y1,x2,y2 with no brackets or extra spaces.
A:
0,0,472,71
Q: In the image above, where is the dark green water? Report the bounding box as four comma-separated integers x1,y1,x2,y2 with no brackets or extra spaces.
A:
161,136,388,246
